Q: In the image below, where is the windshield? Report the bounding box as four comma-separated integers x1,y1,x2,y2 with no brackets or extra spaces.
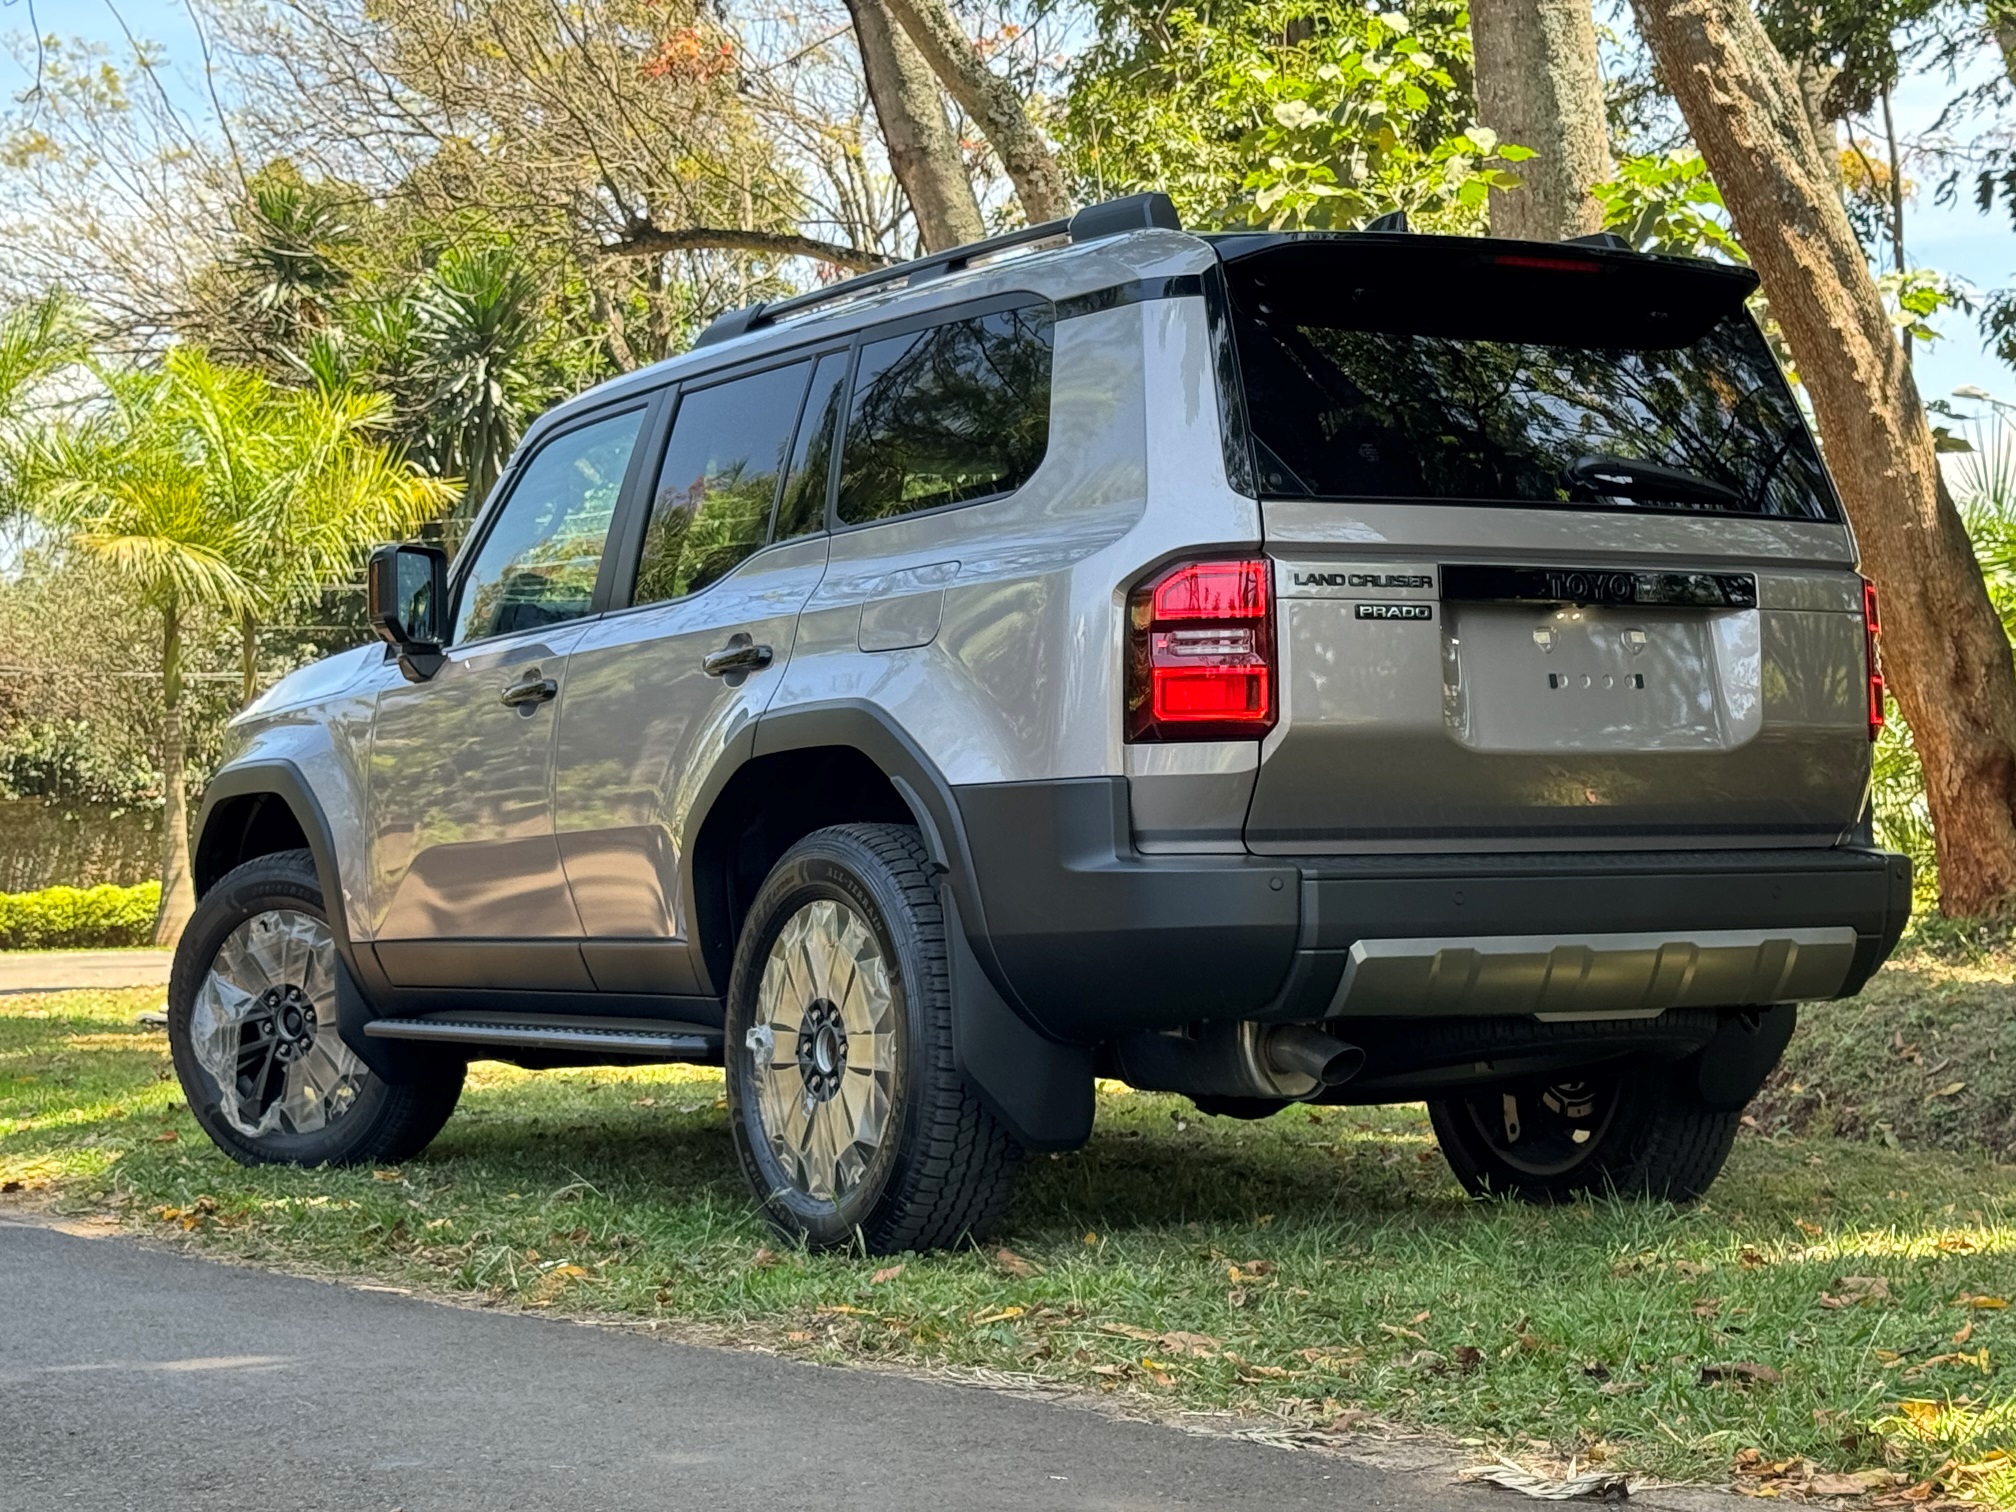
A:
1223,239,1839,521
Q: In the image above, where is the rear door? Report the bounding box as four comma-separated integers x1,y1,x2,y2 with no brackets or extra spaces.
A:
551,350,843,995
1217,236,1874,852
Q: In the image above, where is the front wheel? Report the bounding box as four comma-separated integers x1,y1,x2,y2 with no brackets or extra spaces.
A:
1428,1059,1740,1203
724,824,1021,1253
167,850,464,1168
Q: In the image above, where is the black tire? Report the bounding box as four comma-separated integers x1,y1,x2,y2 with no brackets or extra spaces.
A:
167,850,464,1168
724,824,1022,1253
1428,1057,1739,1203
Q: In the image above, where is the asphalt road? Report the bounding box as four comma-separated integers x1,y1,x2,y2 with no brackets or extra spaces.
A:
0,950,173,994
0,1217,1490,1512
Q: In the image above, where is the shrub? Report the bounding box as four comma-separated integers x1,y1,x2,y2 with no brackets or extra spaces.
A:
0,882,162,949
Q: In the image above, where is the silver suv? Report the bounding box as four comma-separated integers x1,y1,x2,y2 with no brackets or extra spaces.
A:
170,193,1911,1252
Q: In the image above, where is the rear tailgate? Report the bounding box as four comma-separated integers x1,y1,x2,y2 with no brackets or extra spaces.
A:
1215,233,1873,853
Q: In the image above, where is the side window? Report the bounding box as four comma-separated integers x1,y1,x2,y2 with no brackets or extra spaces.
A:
836,304,1054,526
452,408,643,644
774,350,849,540
634,361,810,605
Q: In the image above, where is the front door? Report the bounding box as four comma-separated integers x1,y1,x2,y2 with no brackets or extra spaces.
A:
366,403,650,990
553,351,845,997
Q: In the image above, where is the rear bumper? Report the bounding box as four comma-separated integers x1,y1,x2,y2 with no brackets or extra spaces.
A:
952,778,1912,1041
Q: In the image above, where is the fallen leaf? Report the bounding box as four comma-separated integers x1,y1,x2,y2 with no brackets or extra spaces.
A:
1452,1345,1483,1373
1694,1297,1724,1319
972,1306,1024,1325
1159,1331,1219,1357
750,1246,779,1270
1239,1362,1290,1379
1701,1361,1782,1386
1795,1219,1824,1237
995,1247,1040,1279
1821,1276,1893,1309
1954,1321,1975,1346
785,1330,811,1342
372,1168,402,1181
1379,1323,1427,1343
1461,1459,1633,1500
1098,1321,1159,1341
871,1265,904,1285
1806,1473,1868,1496
1673,1259,1711,1277
0,1180,19,1194
1957,1294,2009,1310
1081,1231,1098,1246
1930,1082,1967,1098
1325,1409,1370,1432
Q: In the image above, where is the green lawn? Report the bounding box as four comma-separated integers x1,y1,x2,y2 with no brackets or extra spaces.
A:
5,981,2015,1503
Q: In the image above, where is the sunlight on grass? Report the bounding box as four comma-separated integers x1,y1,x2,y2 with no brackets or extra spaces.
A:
6,983,2016,1500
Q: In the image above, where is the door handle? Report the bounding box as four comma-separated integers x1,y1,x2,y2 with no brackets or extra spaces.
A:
500,671,559,709
702,637,774,679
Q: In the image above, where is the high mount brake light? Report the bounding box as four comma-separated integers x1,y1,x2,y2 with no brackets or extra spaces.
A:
1861,576,1885,742
1491,254,1603,274
1126,559,1276,741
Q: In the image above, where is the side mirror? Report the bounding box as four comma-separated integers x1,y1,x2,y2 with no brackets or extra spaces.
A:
367,542,448,683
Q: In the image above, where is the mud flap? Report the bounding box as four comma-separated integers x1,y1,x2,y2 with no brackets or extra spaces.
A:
945,892,1095,1152
1693,1005,1798,1110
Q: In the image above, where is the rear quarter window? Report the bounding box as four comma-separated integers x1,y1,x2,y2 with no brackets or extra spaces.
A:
837,303,1054,525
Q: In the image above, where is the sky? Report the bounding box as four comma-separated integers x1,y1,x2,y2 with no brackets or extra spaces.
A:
3,0,2012,420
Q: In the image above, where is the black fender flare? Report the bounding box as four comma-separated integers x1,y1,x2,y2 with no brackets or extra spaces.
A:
713,701,1094,1152
192,760,423,1083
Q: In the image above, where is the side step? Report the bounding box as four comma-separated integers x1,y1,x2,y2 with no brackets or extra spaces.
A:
362,1013,722,1061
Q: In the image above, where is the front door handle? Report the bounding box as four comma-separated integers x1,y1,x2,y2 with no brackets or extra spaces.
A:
702,636,774,679
500,670,559,709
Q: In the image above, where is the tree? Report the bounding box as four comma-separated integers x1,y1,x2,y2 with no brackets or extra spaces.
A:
27,347,450,942
846,0,986,251
1632,0,2016,916
881,0,1071,222
1062,1,1525,231
1469,0,1614,238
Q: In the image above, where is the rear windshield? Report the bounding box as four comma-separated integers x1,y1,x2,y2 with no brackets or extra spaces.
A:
1223,240,1839,521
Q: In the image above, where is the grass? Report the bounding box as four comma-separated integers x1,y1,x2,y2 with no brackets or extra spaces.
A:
6,980,2016,1504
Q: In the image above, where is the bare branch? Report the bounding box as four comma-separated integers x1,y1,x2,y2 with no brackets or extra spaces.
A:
600,221,894,272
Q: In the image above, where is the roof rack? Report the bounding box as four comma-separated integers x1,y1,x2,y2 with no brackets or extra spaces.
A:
692,192,1182,349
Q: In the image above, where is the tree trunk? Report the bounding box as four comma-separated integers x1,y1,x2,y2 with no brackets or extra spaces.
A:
239,610,260,707
1992,4,2016,87
1632,0,2016,916
879,0,1071,224
154,597,196,948
1470,0,1615,240
846,0,986,251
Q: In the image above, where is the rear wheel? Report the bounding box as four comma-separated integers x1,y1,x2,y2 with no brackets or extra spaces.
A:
1428,1059,1739,1203
724,824,1021,1253
168,850,464,1167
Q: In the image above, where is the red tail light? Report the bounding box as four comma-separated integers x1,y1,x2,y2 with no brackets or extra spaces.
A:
1861,576,1884,741
1126,559,1276,741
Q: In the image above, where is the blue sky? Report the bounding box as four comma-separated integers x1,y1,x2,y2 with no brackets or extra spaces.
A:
6,0,2012,414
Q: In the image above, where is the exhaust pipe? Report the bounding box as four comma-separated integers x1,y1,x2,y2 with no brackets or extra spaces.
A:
1263,1025,1365,1089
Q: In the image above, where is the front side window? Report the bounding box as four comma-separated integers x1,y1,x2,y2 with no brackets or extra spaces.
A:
452,408,643,644
634,361,811,605
837,304,1053,526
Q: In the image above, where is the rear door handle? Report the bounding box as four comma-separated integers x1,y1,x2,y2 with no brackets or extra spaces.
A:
702,637,774,679
500,670,559,709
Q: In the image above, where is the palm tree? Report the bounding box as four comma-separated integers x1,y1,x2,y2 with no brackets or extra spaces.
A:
27,347,453,944
403,246,558,524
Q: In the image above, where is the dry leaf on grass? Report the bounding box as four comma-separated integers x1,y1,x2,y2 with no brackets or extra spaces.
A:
1820,1277,1892,1309
750,1246,779,1270
994,1247,1040,1279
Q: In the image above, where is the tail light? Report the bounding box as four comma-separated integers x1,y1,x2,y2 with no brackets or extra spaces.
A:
1861,576,1885,741
1126,558,1276,741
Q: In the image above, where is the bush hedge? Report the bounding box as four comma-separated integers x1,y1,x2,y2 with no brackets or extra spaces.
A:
0,882,161,949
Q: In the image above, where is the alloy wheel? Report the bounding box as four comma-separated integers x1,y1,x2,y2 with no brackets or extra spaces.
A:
744,898,898,1203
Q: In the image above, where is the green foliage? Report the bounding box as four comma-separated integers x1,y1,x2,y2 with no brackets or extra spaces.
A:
0,882,161,949
1061,1,1520,231
0,720,159,809
1592,151,1744,258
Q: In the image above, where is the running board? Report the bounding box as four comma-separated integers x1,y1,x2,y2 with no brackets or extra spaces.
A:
362,1014,722,1061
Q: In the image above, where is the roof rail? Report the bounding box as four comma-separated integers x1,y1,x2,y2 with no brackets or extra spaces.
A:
692,192,1182,349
